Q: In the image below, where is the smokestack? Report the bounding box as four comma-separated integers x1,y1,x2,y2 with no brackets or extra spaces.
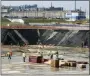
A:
75,0,76,11
51,2,52,8
80,7,81,11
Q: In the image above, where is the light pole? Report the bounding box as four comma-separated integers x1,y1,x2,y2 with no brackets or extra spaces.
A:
36,8,38,18
43,12,45,25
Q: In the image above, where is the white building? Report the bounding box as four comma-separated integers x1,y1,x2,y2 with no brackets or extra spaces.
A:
1,5,65,19
1,6,9,17
7,18,24,24
65,10,86,21
3,10,66,19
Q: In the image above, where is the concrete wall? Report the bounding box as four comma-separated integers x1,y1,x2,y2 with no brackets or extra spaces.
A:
40,30,89,47
1,29,89,47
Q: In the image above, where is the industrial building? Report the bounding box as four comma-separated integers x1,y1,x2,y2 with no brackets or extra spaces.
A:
65,10,86,21
1,6,9,16
1,5,86,21
3,10,65,19
1,5,65,19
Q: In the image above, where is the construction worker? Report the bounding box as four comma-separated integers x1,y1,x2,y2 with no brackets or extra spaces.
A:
82,41,84,48
7,52,11,59
50,54,53,59
56,51,59,60
22,52,26,62
53,51,59,60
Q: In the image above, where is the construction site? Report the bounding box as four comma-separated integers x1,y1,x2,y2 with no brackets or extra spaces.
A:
1,1,89,76
1,24,89,76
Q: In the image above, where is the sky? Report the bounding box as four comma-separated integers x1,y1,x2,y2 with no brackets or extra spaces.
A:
1,1,89,17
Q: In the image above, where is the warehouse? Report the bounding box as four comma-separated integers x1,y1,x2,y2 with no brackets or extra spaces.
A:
65,10,86,21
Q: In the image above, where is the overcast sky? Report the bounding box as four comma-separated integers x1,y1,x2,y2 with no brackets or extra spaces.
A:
1,1,89,16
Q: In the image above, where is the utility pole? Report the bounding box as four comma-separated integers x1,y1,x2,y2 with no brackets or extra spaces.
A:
37,8,38,18
85,9,86,19
43,12,45,24
43,8,45,25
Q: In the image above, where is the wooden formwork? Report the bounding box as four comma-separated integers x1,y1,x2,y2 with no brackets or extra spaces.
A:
51,60,59,68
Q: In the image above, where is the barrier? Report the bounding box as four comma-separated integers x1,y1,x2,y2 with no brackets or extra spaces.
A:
29,56,42,63
77,61,88,64
65,60,76,67
78,64,86,68
51,60,59,68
